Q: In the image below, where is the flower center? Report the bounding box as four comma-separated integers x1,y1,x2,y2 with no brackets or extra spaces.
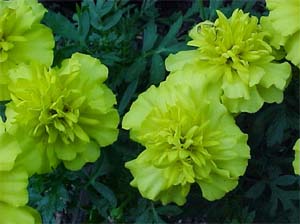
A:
31,93,87,144
167,125,200,151
0,9,14,63
0,36,13,63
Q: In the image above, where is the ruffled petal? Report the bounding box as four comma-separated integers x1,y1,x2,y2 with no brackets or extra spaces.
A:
125,150,169,200
222,74,250,99
157,184,190,206
0,202,41,224
0,168,28,207
221,86,264,113
293,139,300,175
285,31,300,68
197,174,238,201
0,131,21,171
82,110,119,147
259,62,291,89
13,137,46,175
266,0,300,37
165,50,201,72
63,141,100,171
8,24,54,66
257,85,283,104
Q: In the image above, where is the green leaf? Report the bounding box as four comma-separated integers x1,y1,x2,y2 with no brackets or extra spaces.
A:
125,58,147,82
84,0,102,30
245,182,266,199
53,45,80,66
78,10,90,43
151,204,166,224
266,106,288,147
243,1,257,12
158,42,189,55
276,189,296,211
274,175,297,186
208,0,224,20
150,54,165,85
30,182,69,224
0,103,6,121
159,15,183,48
142,21,158,52
135,208,152,224
98,0,115,17
183,0,201,19
118,79,138,115
156,205,182,216
103,10,123,31
92,182,117,208
43,11,79,41
244,209,256,223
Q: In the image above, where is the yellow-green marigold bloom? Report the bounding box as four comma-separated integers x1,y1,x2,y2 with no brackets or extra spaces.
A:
0,202,41,224
293,139,300,175
0,168,28,207
263,0,300,68
166,9,291,113
123,67,250,205
5,53,119,173
0,0,54,100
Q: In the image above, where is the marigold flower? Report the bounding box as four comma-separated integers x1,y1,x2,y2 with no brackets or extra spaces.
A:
5,53,119,173
263,0,300,68
0,202,41,224
293,139,299,175
123,68,250,205
0,0,54,100
166,9,291,113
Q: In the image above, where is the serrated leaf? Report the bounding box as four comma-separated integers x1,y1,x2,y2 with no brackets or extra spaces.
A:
243,1,257,12
159,42,189,55
151,206,166,224
150,54,165,85
98,0,115,17
43,11,79,41
125,58,147,82
231,0,247,10
142,21,158,52
209,0,224,20
269,189,279,217
266,107,288,147
88,191,110,218
78,10,90,43
85,2,98,24
103,10,123,31
245,210,256,223
135,209,151,224
118,79,138,115
95,0,104,11
277,189,296,211
159,15,183,48
274,175,297,186
92,182,117,208
245,182,266,199
156,205,182,216
183,0,201,19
